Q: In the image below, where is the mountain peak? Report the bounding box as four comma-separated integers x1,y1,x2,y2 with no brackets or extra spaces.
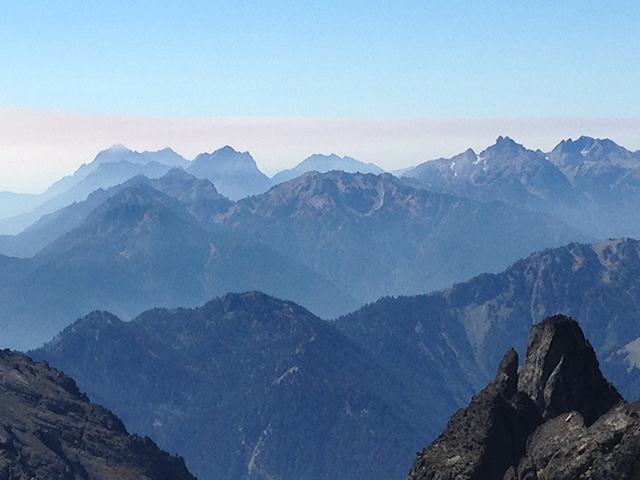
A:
217,145,242,155
408,315,626,480
493,135,521,150
517,314,622,425
107,143,131,152
272,153,384,185
91,144,189,169
186,147,271,200
551,136,629,162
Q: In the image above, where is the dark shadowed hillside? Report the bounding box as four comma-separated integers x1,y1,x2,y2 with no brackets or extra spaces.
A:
336,238,640,437
32,292,430,480
0,349,196,479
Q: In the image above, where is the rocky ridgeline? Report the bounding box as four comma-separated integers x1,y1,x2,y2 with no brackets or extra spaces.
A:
407,315,640,480
0,349,195,480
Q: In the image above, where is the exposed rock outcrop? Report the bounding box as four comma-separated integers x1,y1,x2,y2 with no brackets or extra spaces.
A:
517,315,622,425
0,349,196,480
408,315,631,480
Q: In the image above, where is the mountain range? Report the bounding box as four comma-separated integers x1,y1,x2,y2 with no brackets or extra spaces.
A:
0,167,585,350
0,176,357,350
336,237,640,414
403,136,640,239
28,237,640,479
218,170,585,303
0,144,388,235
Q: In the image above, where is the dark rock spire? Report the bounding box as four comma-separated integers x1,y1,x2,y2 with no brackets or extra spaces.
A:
408,315,627,480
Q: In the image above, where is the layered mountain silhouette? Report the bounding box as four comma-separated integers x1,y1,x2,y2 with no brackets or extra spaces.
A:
0,168,585,350
0,179,356,350
403,136,640,238
26,238,640,478
0,145,189,235
271,153,385,184
0,349,196,479
32,292,428,480
221,170,587,303
0,169,233,258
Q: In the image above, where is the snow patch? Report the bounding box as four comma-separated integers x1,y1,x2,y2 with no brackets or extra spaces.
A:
273,366,299,385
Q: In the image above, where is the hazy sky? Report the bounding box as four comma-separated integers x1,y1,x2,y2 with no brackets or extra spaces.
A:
1,1,639,192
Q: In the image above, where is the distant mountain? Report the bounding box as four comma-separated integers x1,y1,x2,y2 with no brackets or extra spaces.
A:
404,136,640,239
0,169,232,258
336,237,640,436
0,349,196,479
0,187,114,258
0,145,189,235
0,181,356,349
91,144,189,168
42,144,188,201
403,136,577,212
272,153,384,184
32,292,428,480
221,170,589,303
0,191,42,219
186,145,272,200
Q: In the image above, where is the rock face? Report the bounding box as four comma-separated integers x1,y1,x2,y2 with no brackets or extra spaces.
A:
408,315,632,480
0,349,195,480
517,315,622,425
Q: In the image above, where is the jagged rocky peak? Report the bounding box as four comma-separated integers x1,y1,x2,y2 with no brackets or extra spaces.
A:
407,347,542,480
479,136,544,164
191,145,257,169
517,314,622,425
408,315,628,480
549,136,637,170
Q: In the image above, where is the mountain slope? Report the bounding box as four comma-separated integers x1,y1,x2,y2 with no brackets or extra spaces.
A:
0,191,42,219
0,145,189,235
336,238,640,431
272,153,384,184
0,183,356,350
187,145,272,200
221,170,589,303
0,169,233,258
0,349,196,479
32,292,429,480
0,187,114,258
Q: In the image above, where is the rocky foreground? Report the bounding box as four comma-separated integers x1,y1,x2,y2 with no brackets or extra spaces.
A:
408,315,640,480
0,349,195,479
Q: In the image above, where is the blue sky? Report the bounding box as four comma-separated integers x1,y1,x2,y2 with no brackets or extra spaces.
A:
1,1,639,192
1,1,639,117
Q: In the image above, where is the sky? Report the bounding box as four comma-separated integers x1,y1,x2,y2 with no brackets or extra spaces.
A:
1,1,639,192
